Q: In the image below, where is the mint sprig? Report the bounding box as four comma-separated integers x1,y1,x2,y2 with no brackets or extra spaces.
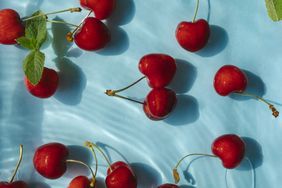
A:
16,11,47,85
265,0,282,21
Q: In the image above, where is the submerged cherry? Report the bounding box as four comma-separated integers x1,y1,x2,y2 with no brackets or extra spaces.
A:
139,54,176,88
74,17,111,51
0,9,25,45
175,0,210,52
143,88,177,120
0,145,28,188
24,67,59,98
158,184,179,188
80,0,116,20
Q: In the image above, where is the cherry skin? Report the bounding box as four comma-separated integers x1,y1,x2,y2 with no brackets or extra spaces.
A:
24,67,59,98
68,176,94,188
139,54,176,88
0,9,24,45
33,142,69,179
176,19,210,52
211,134,245,169
105,161,137,188
74,17,110,51
158,184,179,188
214,65,247,96
143,88,177,120
0,181,28,188
80,0,116,20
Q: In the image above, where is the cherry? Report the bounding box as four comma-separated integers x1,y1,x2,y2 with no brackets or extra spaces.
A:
212,134,245,169
80,0,116,20
74,17,111,51
0,145,28,188
106,161,137,188
85,142,137,188
214,64,279,117
158,184,179,188
139,54,176,88
68,176,95,188
0,9,25,45
175,0,210,52
214,65,247,96
172,134,245,183
143,88,177,120
24,67,59,98
33,142,69,179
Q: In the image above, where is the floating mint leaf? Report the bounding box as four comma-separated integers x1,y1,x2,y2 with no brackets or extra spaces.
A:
265,0,282,21
23,50,45,85
24,10,47,49
16,37,35,50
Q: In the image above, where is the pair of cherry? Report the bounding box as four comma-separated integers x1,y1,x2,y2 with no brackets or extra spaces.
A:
106,53,177,120
159,134,246,187
69,0,116,51
33,142,137,188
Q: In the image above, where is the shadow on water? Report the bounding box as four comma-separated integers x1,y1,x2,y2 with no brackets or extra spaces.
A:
130,163,161,188
197,25,228,57
237,137,263,171
230,70,265,101
65,145,94,178
28,182,51,188
51,17,86,105
165,95,199,126
169,59,197,94
95,177,106,188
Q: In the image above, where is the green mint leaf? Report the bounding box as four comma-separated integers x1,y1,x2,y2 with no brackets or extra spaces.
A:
265,0,282,21
25,11,47,49
16,37,35,50
23,50,45,85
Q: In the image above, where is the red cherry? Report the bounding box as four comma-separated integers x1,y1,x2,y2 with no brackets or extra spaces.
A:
68,176,94,188
33,143,69,179
143,88,177,120
105,161,137,188
24,67,59,98
0,9,24,45
74,17,111,51
139,54,176,88
211,134,245,169
80,0,116,20
214,65,247,96
0,181,28,188
158,184,179,188
176,19,210,52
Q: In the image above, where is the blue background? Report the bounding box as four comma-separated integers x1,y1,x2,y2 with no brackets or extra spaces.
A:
0,0,281,187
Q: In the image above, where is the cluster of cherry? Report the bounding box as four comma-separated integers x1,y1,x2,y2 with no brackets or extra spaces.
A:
0,134,246,188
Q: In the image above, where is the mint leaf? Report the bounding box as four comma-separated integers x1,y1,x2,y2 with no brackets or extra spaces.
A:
265,0,282,21
24,11,47,49
23,50,45,85
16,37,35,50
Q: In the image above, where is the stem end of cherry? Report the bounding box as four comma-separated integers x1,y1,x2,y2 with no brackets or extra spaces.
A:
70,7,82,13
105,90,116,96
66,32,74,42
270,105,279,118
173,168,180,184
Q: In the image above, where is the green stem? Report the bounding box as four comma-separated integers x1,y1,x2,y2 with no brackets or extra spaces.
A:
85,141,113,172
47,20,79,27
105,92,144,105
192,0,200,22
235,92,279,118
114,76,146,93
22,7,82,22
174,153,216,170
9,145,23,183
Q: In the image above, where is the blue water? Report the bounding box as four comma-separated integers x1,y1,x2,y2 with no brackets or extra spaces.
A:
0,0,282,187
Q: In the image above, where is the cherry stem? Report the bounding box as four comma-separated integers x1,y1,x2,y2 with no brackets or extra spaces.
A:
235,92,279,118
22,7,82,22
192,0,200,22
66,159,96,187
105,76,145,105
66,11,93,42
173,153,217,183
85,141,113,173
47,20,79,27
9,145,23,183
